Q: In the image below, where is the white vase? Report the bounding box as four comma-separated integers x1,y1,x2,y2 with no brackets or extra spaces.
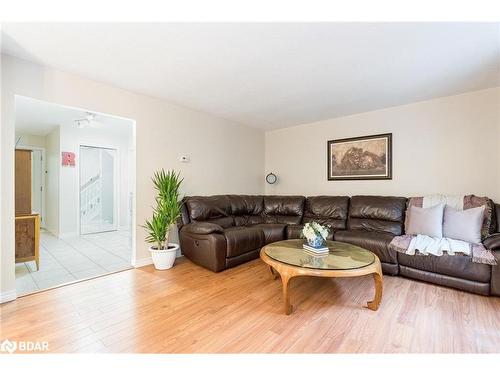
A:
149,243,179,270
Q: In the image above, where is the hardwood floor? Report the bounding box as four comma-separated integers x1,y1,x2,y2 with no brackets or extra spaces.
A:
1,257,499,353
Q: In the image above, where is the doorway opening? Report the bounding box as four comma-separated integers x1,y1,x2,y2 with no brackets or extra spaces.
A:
80,145,118,235
14,95,136,296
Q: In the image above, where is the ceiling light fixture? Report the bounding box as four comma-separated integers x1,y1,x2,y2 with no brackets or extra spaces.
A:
75,112,97,128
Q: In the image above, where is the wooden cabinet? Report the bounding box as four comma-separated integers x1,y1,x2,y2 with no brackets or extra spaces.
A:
15,149,32,215
15,214,40,270
15,149,40,270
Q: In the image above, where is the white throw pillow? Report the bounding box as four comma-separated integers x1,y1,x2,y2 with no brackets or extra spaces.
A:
443,205,485,244
406,204,444,238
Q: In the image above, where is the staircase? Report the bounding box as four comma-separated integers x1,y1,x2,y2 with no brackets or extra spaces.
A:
80,173,101,230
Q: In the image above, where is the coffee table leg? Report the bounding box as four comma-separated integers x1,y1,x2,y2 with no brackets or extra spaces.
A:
367,268,383,311
281,273,293,315
269,266,278,280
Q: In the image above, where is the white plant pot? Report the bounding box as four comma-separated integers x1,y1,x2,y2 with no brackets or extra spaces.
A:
149,243,179,270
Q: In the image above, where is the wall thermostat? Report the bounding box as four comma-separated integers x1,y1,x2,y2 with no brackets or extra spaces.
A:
266,173,277,184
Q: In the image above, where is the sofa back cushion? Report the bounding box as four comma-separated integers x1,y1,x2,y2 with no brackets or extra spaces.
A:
185,195,234,228
228,195,265,226
263,196,305,225
302,196,349,230
348,195,407,235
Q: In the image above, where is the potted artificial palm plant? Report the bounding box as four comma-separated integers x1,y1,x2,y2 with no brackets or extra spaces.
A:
143,169,183,270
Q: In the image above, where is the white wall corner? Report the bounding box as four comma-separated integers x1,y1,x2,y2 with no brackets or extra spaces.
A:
132,256,153,268
0,290,17,304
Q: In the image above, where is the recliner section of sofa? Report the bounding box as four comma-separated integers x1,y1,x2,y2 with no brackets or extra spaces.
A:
398,202,499,295
179,194,500,297
180,195,305,271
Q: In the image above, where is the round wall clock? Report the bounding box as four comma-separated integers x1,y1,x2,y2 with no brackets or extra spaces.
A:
265,173,277,184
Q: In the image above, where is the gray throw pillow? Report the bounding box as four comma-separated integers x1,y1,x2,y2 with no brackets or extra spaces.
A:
443,205,485,244
406,204,444,238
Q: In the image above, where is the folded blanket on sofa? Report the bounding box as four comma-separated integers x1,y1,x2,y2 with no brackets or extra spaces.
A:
408,234,470,256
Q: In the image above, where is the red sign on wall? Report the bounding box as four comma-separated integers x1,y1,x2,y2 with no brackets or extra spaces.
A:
62,152,76,167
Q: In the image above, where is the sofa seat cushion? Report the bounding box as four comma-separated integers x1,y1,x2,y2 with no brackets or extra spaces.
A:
398,253,491,283
224,226,265,257
334,230,397,264
251,224,286,244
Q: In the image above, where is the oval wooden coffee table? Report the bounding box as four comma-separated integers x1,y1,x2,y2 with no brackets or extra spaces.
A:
260,239,383,315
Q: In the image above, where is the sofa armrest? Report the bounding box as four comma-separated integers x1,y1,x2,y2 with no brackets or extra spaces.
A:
483,233,500,251
179,230,227,272
182,222,224,235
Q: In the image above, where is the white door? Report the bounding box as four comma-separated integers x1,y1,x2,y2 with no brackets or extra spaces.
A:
80,146,118,234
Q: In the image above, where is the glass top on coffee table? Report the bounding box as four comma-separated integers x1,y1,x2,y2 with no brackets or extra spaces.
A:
263,239,375,270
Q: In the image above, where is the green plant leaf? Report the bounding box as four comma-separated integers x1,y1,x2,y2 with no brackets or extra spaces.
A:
143,169,184,249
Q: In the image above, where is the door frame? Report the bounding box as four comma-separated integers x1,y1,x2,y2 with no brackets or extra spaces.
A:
78,144,119,235
15,145,46,228
7,95,137,303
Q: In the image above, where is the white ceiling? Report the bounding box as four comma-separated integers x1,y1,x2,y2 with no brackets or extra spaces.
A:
3,23,499,130
15,96,133,136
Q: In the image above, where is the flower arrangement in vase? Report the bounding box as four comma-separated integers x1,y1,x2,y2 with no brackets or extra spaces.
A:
301,222,331,248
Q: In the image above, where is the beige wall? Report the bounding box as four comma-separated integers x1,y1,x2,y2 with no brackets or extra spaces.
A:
1,54,265,298
265,88,500,202
2,53,498,302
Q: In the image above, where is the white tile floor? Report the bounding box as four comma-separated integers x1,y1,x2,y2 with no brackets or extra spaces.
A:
15,229,132,296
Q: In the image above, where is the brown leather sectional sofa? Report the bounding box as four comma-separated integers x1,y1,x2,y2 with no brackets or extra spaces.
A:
179,195,500,296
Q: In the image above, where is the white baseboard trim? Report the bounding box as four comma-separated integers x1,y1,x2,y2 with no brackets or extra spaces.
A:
58,231,78,239
44,228,59,237
133,253,183,268
0,290,17,304
133,257,153,268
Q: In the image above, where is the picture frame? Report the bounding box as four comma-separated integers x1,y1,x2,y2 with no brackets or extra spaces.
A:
327,133,392,180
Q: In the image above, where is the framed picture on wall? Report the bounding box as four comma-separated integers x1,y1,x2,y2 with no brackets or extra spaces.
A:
327,133,392,180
